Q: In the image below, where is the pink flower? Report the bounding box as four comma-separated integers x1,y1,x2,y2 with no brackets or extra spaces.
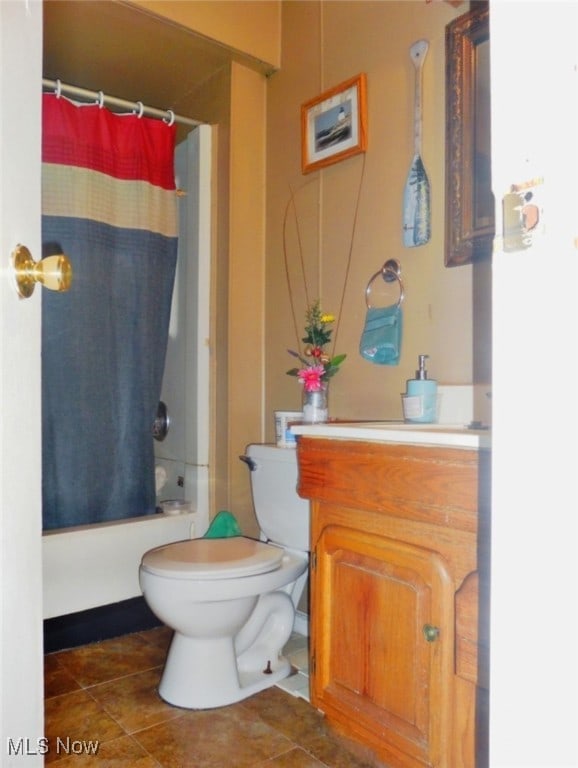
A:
297,365,326,392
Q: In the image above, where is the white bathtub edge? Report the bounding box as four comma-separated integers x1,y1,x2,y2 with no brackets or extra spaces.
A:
42,512,198,620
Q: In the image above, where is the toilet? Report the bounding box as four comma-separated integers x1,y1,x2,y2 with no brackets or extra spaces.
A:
139,444,310,709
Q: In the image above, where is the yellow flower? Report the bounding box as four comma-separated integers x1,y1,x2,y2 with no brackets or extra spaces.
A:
321,313,335,324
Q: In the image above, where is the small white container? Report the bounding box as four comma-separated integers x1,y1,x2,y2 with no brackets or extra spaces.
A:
160,500,192,516
274,411,303,447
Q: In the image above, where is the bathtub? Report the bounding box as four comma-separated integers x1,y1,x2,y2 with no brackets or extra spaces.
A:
42,511,201,619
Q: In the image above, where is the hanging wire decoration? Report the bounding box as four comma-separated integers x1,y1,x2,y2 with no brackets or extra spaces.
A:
283,153,367,360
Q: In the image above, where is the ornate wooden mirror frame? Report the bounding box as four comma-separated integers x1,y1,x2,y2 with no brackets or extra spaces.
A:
445,1,493,267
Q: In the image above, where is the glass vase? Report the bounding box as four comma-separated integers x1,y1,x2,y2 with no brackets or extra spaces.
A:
302,383,328,423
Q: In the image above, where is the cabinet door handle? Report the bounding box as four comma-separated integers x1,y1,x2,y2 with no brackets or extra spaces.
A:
423,624,440,643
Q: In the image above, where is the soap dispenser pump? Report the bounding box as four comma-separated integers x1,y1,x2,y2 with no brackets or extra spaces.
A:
403,354,438,423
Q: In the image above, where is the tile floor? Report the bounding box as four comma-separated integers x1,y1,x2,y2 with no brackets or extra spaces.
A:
44,627,380,767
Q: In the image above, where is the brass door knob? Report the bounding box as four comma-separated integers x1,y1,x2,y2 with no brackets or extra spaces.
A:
11,244,72,298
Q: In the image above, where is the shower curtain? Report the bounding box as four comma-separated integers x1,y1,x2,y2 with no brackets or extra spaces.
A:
41,93,178,530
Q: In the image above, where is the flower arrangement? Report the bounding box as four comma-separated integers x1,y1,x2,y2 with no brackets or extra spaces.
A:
287,300,346,392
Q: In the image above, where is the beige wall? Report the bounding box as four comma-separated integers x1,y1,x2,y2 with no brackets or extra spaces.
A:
130,0,281,71
265,1,471,435
227,62,268,535
53,1,483,536
141,0,481,534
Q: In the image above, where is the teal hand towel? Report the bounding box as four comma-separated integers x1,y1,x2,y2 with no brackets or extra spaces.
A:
359,305,402,365
203,510,242,538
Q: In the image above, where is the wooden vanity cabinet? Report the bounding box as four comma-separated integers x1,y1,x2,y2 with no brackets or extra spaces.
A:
296,436,488,768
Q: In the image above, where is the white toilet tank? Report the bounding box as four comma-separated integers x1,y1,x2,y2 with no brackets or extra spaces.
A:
246,444,310,551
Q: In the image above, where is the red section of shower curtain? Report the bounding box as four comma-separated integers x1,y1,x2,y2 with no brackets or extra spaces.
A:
42,93,177,189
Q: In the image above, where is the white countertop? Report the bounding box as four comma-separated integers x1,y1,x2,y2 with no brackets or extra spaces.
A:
291,421,491,449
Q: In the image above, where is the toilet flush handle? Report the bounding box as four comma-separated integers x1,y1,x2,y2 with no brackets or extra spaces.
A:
239,454,256,472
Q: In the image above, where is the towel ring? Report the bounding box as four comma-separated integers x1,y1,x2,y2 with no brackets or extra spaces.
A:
365,258,404,309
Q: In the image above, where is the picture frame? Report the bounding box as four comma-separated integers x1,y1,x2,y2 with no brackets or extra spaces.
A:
445,2,493,266
301,73,367,174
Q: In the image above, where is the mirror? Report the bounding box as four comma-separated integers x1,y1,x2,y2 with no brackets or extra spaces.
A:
445,2,493,267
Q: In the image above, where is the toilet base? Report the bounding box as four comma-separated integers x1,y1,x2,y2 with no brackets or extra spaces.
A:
158,632,293,709
157,591,298,709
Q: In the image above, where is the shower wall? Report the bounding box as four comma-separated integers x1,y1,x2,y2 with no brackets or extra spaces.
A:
154,126,211,535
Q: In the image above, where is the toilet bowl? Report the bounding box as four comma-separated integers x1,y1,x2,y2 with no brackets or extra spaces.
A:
139,444,310,709
140,537,308,709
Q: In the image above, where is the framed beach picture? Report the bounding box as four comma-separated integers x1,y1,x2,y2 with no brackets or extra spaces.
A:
301,73,367,174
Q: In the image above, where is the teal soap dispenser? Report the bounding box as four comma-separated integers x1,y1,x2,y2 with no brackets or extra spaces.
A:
403,354,438,423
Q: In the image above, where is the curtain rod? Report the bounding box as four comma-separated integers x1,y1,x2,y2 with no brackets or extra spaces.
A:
42,78,202,128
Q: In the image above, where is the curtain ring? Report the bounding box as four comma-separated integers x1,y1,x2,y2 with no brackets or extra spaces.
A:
55,79,62,99
96,91,105,109
134,101,144,119
164,109,175,127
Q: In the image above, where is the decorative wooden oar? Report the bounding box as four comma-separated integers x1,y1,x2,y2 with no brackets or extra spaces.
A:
402,39,431,247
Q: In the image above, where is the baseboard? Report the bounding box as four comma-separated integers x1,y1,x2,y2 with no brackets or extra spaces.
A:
293,609,309,637
44,600,310,654
44,597,162,653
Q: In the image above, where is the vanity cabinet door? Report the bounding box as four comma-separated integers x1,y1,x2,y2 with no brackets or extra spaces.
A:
311,519,455,768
